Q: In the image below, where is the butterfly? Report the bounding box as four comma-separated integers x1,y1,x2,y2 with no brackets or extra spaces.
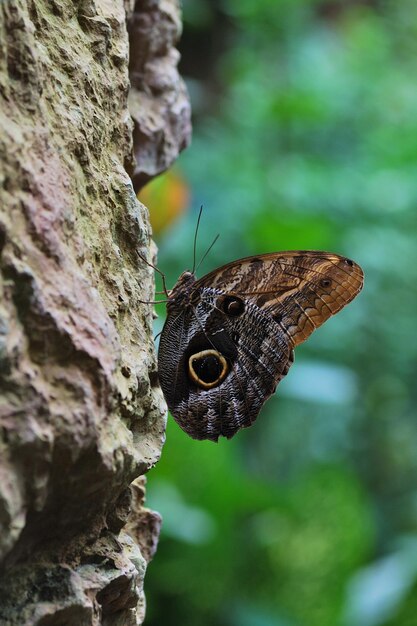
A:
156,250,364,442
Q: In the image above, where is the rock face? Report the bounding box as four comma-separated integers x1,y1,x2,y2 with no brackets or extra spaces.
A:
0,0,190,623
128,0,192,191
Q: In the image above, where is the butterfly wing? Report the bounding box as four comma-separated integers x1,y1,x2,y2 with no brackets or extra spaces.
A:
195,251,364,347
158,251,364,441
158,287,293,441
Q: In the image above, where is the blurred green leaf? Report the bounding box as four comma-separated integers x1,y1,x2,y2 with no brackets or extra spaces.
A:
146,1,417,625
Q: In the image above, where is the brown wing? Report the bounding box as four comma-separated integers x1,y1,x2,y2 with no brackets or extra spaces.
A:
194,251,364,347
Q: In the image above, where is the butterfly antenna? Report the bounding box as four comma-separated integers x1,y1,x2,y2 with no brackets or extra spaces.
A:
137,252,169,297
196,233,220,274
192,205,204,274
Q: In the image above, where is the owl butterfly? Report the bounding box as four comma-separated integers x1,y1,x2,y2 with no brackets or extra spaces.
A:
157,250,363,442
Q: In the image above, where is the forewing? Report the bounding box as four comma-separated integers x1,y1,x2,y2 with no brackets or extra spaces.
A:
195,251,364,346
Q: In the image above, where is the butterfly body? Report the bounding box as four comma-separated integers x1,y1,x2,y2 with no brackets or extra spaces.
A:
158,251,363,442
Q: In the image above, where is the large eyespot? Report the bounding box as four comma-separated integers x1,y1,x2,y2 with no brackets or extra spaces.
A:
221,295,245,317
188,349,229,389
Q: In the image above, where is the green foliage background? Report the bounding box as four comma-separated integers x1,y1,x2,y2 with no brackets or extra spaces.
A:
145,1,417,624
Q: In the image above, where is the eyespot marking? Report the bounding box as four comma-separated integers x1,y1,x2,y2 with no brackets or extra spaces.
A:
188,349,229,389
221,295,245,317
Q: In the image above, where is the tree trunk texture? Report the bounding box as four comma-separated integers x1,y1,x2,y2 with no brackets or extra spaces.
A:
0,1,191,624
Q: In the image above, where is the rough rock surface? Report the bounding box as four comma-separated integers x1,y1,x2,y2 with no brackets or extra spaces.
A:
128,0,192,190
0,0,190,624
